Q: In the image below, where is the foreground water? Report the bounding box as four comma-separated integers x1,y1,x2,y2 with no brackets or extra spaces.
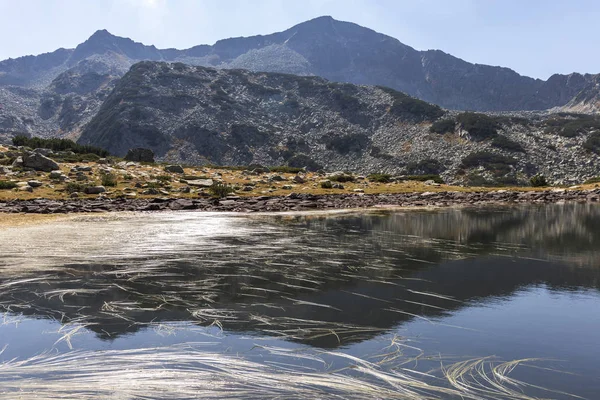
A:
1,204,599,399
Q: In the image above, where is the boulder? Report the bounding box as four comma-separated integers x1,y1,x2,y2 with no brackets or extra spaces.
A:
187,179,214,188
27,180,43,188
33,148,53,156
22,152,60,172
164,165,185,174
12,156,23,168
125,148,155,163
293,174,306,184
84,186,106,195
49,170,64,179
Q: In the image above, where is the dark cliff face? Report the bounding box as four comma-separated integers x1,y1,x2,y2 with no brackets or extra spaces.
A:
0,16,598,111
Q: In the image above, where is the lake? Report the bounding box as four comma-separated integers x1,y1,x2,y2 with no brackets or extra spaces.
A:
1,204,599,399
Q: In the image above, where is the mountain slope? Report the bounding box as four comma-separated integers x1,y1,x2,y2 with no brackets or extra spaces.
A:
78,62,600,184
1,16,598,112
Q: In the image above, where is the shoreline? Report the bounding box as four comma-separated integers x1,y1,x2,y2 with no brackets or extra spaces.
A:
1,189,599,215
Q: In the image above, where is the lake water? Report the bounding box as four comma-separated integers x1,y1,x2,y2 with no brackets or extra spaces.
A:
1,204,599,399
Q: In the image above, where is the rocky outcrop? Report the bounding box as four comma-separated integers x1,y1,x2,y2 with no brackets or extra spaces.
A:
21,152,60,172
125,148,155,163
77,63,600,185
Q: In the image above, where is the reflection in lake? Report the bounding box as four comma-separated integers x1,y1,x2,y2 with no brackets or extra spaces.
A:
1,204,600,398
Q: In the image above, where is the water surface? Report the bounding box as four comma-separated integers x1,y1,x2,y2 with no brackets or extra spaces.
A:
1,204,599,399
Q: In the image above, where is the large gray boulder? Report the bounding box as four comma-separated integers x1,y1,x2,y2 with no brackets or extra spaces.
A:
164,165,184,174
84,186,106,194
22,152,60,172
125,148,155,163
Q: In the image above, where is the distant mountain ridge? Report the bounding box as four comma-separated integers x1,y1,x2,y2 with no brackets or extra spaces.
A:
0,16,598,112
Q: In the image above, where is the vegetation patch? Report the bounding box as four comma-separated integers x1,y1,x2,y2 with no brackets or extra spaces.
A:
208,182,235,198
456,112,501,141
406,159,445,175
530,175,548,187
583,132,600,155
402,174,444,184
0,180,17,190
429,119,456,134
491,135,526,153
12,135,109,157
584,177,600,184
101,173,118,187
544,115,600,138
324,133,370,155
269,166,304,174
377,86,444,122
368,173,392,183
328,174,355,183
461,151,518,177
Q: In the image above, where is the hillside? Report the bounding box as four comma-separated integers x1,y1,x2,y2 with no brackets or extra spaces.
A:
78,62,600,185
1,16,599,112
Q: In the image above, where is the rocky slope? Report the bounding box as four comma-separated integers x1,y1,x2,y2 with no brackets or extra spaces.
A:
1,16,599,112
78,62,600,185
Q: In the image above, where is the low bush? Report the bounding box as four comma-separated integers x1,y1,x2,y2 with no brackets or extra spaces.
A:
320,181,333,189
584,177,600,184
377,86,444,122
583,132,600,155
65,182,87,194
12,135,109,157
530,175,548,187
208,182,235,198
429,119,456,134
329,174,355,183
0,180,17,190
403,174,444,184
456,112,501,141
544,115,600,137
406,159,445,175
491,136,525,152
100,173,118,187
368,173,392,183
269,166,304,174
461,151,518,177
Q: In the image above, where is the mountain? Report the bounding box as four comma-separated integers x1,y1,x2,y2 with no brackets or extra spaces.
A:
78,62,600,185
1,16,599,112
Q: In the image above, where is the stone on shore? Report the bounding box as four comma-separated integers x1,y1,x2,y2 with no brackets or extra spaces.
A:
84,186,106,195
22,152,60,172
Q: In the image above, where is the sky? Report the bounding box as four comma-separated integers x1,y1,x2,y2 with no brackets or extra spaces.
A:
0,0,598,80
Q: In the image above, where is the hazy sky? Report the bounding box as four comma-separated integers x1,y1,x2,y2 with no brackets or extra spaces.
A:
0,0,598,80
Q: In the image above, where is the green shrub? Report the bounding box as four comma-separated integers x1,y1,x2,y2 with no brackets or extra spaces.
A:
429,119,456,134
583,132,600,155
329,174,355,183
456,112,501,141
65,182,87,194
584,177,600,184
154,175,172,182
406,159,445,175
101,173,118,187
461,151,518,177
0,180,17,190
491,136,525,152
530,175,548,187
368,173,392,183
320,181,333,189
208,182,235,198
12,135,109,157
544,115,600,137
403,174,444,184
377,86,444,122
269,166,304,174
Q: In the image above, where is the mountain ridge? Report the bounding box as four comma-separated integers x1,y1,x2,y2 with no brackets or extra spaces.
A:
1,16,598,112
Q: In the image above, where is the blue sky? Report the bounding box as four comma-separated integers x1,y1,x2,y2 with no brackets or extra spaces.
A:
0,0,598,80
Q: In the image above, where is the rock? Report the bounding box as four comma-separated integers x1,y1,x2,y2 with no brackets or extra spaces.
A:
84,186,106,195
270,175,286,182
97,158,110,165
27,180,43,188
125,148,155,163
142,188,160,195
187,179,214,188
292,174,306,184
353,188,365,193
22,152,60,172
70,192,80,198
12,156,24,168
76,175,88,181
164,165,185,174
76,166,93,172
248,164,270,173
179,186,191,193
19,186,33,192
242,186,254,192
282,185,293,190
332,183,344,189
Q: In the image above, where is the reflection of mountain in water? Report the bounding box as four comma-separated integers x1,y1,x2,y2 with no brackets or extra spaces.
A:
1,204,599,348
